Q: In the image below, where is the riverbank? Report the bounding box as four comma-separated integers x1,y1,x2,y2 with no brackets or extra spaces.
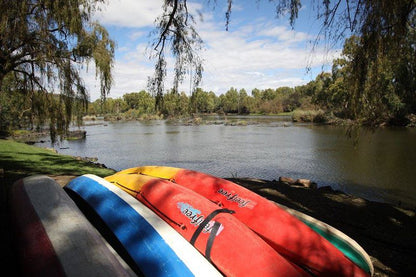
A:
1,139,414,276
89,110,416,127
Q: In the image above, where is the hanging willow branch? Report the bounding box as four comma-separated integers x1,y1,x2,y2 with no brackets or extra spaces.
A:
148,0,302,111
148,0,203,111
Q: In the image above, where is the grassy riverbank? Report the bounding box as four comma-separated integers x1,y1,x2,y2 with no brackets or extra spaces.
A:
1,139,415,276
0,139,115,185
0,138,115,221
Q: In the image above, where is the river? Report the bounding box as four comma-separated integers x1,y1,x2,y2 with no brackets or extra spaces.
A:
37,115,416,208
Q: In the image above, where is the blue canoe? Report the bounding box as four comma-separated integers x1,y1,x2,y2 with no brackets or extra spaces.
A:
65,174,221,277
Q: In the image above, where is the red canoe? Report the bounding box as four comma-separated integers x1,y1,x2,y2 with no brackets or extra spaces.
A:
109,166,370,277
106,174,305,276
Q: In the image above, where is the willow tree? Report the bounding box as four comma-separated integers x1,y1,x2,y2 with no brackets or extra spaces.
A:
150,0,415,125
327,1,416,125
0,0,115,140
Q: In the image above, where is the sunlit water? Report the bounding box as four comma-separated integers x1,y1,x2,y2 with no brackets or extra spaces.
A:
37,116,416,208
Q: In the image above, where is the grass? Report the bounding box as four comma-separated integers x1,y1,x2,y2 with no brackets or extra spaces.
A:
0,138,115,212
0,139,115,181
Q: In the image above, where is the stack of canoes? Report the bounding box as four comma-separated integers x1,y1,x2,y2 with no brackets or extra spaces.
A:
10,166,374,276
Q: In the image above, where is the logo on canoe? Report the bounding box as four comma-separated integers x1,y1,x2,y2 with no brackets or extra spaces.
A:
177,202,224,235
217,188,256,209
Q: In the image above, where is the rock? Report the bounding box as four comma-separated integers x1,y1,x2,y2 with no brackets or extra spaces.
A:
406,113,416,127
318,185,334,192
86,157,98,162
279,176,318,189
75,156,98,162
65,130,86,140
279,176,296,185
45,147,58,153
295,179,318,189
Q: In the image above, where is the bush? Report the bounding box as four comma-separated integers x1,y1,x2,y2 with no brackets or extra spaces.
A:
292,110,327,123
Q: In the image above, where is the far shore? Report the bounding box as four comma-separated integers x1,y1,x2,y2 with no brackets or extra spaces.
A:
6,111,416,147
1,139,415,276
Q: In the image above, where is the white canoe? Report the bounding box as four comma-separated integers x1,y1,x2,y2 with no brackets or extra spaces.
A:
10,175,135,277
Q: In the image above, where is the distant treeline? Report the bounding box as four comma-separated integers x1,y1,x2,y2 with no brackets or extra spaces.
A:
88,66,414,126
88,85,316,119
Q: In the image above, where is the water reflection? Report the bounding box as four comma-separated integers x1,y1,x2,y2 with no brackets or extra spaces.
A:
307,125,416,206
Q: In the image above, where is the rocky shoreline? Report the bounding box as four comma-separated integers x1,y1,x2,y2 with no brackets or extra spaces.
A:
9,129,87,144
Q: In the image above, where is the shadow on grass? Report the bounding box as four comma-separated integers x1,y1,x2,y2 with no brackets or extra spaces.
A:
1,150,114,189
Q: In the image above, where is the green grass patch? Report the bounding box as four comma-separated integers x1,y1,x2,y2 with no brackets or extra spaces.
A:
276,111,294,116
0,139,115,186
11,130,31,136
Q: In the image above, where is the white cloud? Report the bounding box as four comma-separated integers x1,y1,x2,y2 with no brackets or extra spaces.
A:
128,31,146,41
83,60,153,100
259,25,313,44
82,41,153,100
193,18,338,94
95,0,163,28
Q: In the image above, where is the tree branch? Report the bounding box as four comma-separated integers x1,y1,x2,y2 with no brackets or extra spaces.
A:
12,68,46,93
154,0,180,51
225,0,232,31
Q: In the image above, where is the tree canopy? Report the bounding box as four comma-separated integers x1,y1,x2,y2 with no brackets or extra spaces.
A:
0,0,115,140
150,0,415,125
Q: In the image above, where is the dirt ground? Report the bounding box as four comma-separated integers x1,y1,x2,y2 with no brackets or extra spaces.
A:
227,177,416,277
3,175,415,276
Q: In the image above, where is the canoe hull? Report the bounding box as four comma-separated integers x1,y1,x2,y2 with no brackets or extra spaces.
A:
10,175,133,277
275,202,374,276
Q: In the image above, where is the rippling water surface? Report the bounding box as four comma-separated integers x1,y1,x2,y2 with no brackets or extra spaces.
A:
38,116,416,208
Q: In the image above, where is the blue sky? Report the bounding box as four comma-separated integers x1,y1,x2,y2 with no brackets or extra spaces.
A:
84,0,341,100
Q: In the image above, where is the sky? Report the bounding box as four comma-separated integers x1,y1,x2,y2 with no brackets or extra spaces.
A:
84,0,341,101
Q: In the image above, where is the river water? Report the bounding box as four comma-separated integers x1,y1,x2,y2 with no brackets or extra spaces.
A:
37,116,416,208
